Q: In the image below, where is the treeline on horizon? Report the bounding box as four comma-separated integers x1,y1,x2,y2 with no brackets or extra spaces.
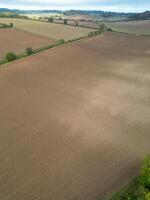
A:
0,8,140,15
0,8,150,20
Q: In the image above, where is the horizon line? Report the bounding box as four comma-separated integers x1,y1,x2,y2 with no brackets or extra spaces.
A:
0,7,149,13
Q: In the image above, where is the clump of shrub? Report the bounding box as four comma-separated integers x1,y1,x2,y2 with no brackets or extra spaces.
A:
107,27,112,31
99,23,108,32
87,24,111,38
88,30,102,37
59,39,65,44
94,30,98,35
64,19,67,25
140,155,150,189
10,22,13,28
75,21,78,26
110,155,150,200
0,23,11,28
146,192,150,200
5,52,17,62
48,16,54,23
88,32,95,37
26,47,33,55
98,23,112,33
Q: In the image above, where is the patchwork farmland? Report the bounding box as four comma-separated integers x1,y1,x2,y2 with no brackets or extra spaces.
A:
0,32,150,200
0,18,94,40
0,28,55,59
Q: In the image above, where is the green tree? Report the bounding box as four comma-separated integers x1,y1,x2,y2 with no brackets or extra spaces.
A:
140,155,150,189
10,22,13,28
64,19,67,25
88,32,94,37
75,21,78,26
6,52,17,61
26,47,33,55
145,192,150,200
48,16,54,23
59,39,65,44
95,30,99,35
98,23,109,32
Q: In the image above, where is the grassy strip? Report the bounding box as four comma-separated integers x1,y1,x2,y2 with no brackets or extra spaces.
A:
111,29,150,36
0,22,12,28
0,30,106,67
110,178,141,200
110,155,150,200
0,41,66,67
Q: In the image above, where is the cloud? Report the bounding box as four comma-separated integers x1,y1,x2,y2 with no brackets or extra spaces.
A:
0,0,149,12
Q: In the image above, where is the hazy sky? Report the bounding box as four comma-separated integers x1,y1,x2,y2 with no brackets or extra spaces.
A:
0,0,150,12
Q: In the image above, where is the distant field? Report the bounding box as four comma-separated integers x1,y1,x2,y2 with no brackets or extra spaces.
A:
54,19,99,29
0,32,150,200
0,28,54,59
65,14,128,22
0,18,94,40
106,20,150,35
20,13,64,19
65,14,95,21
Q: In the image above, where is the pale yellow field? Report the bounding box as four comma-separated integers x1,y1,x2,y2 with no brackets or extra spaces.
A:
20,13,64,19
0,18,94,40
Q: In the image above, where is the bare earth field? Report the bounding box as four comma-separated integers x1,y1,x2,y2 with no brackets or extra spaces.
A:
0,28,55,59
106,20,150,35
64,14,126,22
54,19,99,29
0,18,93,40
0,32,150,200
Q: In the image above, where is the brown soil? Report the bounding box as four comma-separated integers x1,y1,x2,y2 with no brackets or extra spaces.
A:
107,20,150,35
0,28,55,59
0,32,150,200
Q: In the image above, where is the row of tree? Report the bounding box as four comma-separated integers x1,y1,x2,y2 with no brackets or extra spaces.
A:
4,39,66,62
88,24,112,37
0,22,13,28
48,16,68,25
5,47,33,62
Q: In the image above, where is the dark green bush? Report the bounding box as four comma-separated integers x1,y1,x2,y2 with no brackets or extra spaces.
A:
59,39,65,44
48,17,54,23
88,32,94,37
64,19,67,25
95,30,99,35
110,155,150,200
140,155,150,189
26,47,33,55
6,52,17,61
108,27,112,31
10,22,13,28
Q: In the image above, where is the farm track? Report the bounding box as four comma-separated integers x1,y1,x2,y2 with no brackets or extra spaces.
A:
0,32,150,200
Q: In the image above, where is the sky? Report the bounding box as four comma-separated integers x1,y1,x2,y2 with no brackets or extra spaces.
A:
0,0,150,12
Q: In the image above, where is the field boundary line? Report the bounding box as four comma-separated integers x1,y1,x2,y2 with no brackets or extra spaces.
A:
15,27,56,41
111,29,150,36
0,33,105,69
